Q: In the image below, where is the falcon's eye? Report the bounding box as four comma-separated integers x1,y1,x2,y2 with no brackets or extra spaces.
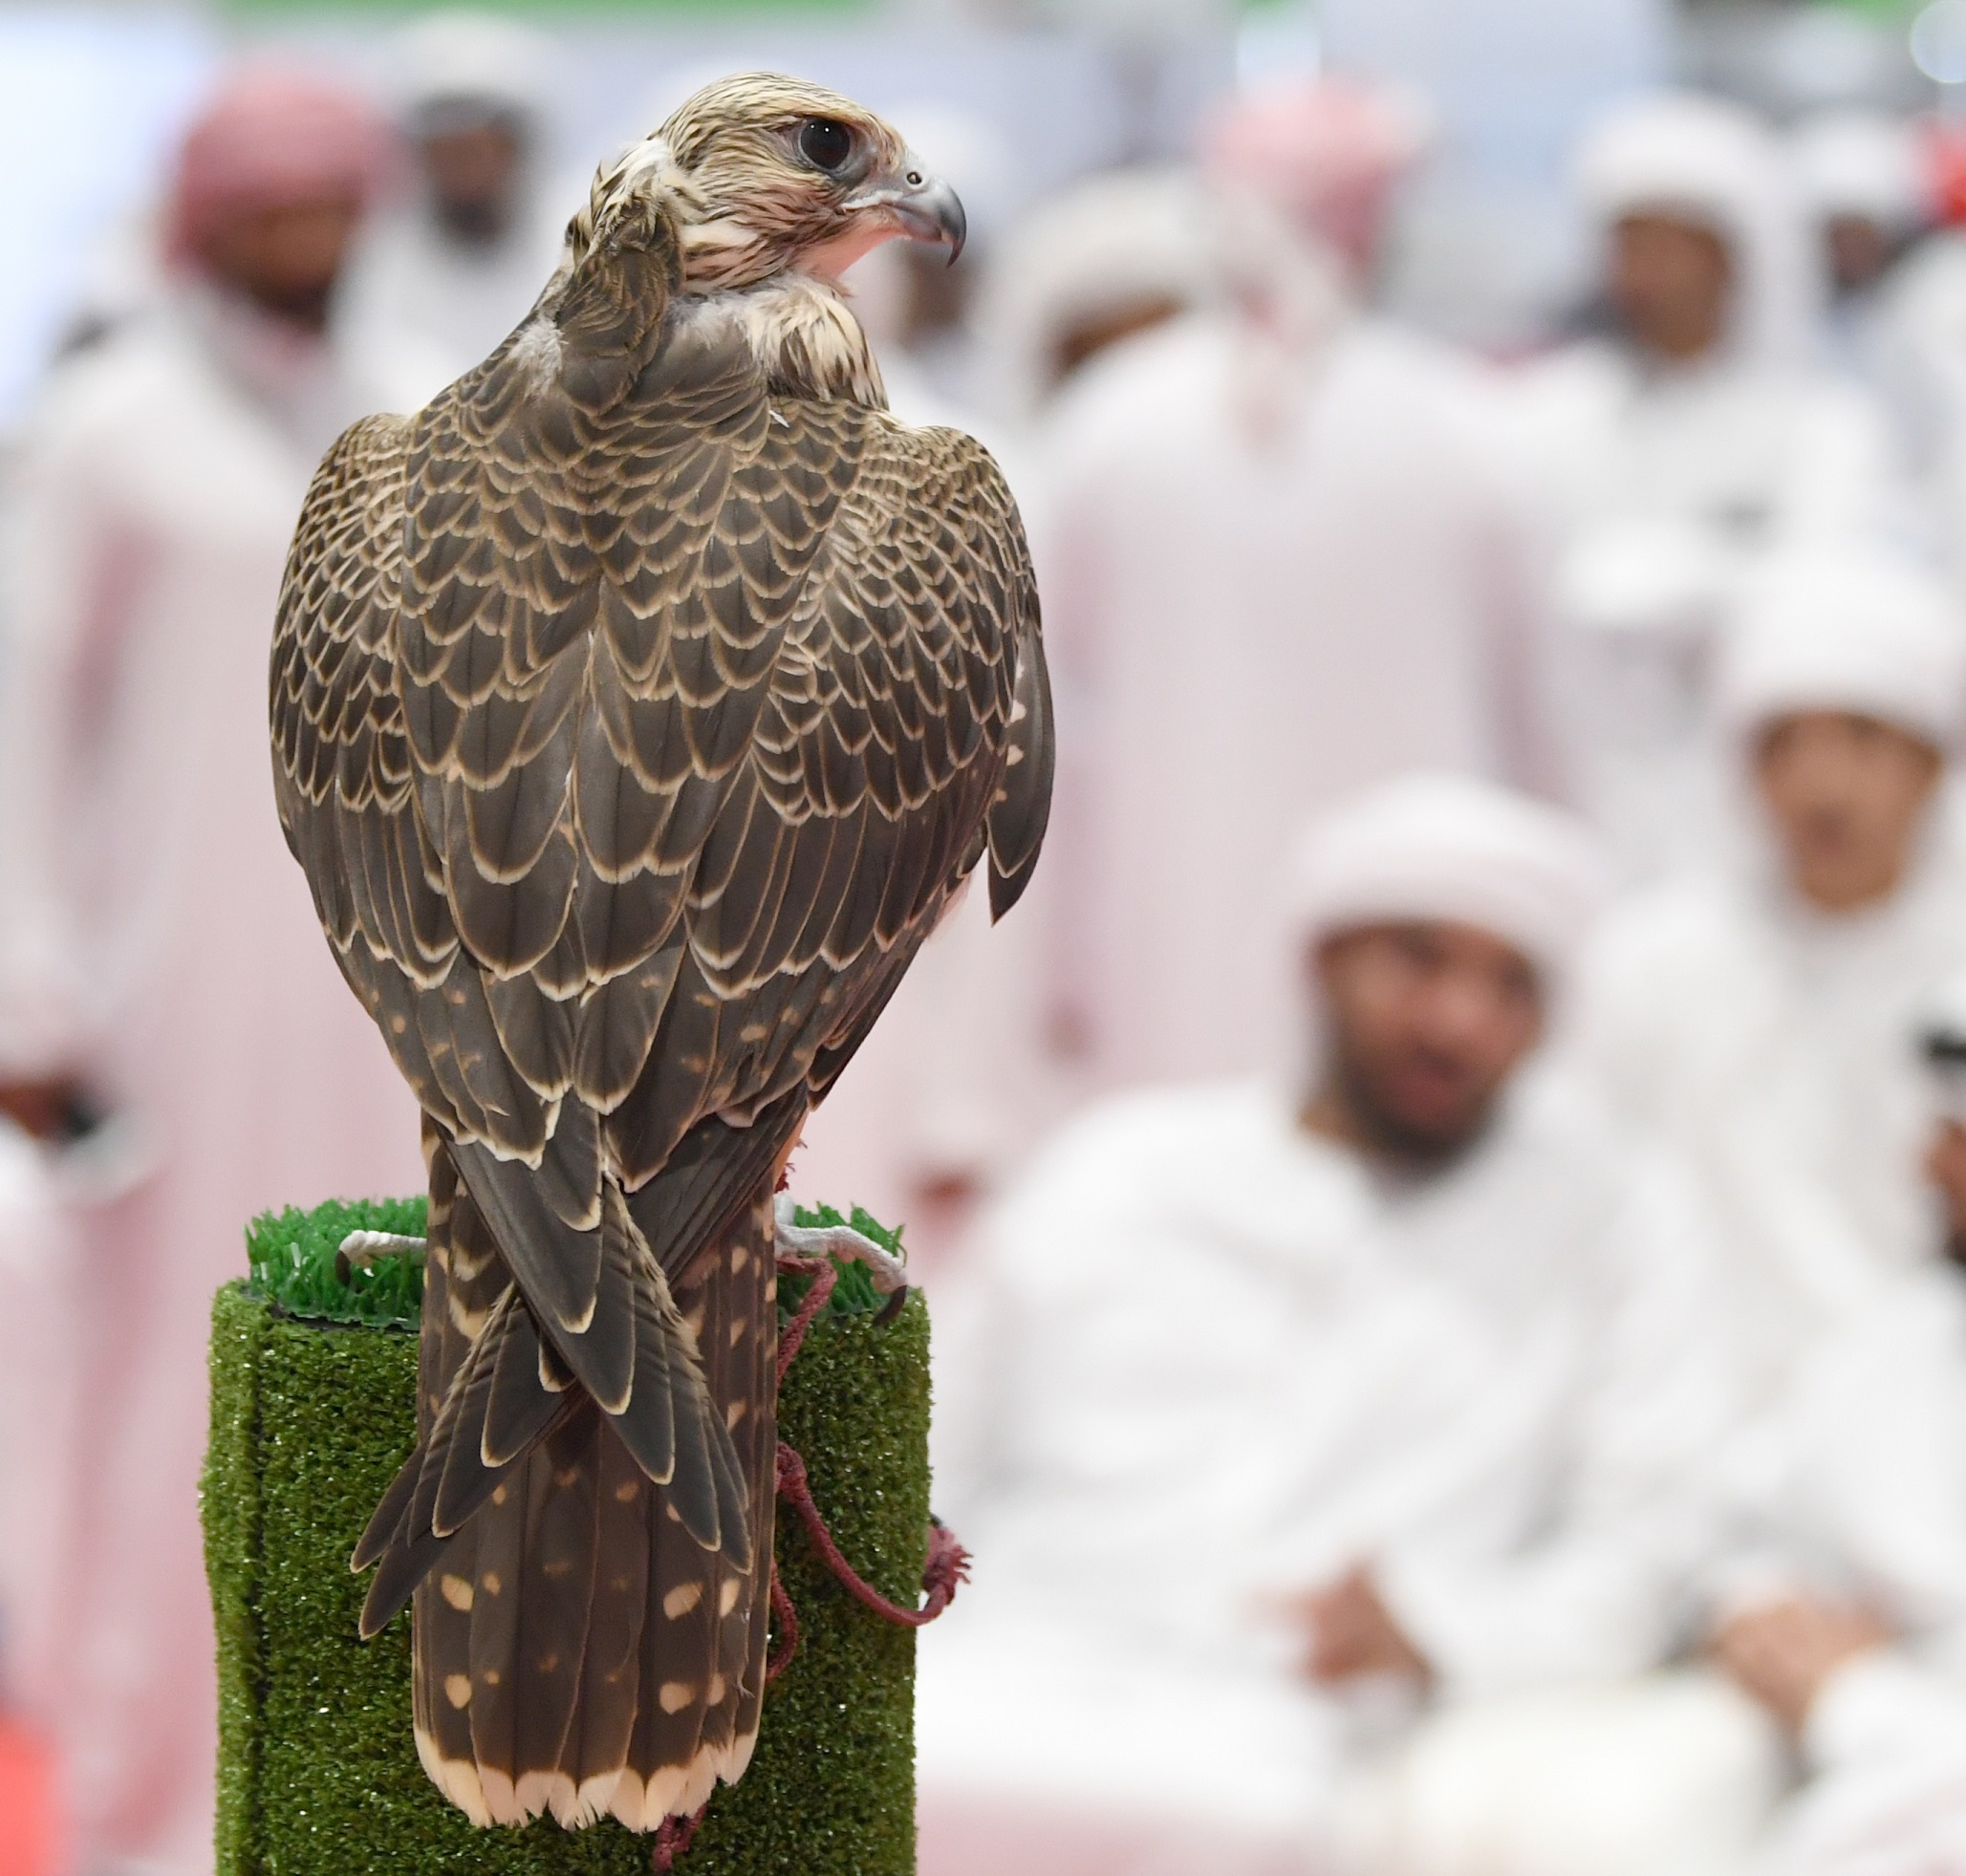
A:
798,117,854,173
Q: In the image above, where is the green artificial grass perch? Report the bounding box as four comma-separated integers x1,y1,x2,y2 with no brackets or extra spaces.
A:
244,1197,429,1329
205,1197,932,1875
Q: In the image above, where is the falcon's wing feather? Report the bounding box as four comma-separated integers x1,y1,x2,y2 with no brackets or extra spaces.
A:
283,314,1041,1222
271,414,468,1079
280,301,1045,1587
595,405,1035,1191
861,421,1051,922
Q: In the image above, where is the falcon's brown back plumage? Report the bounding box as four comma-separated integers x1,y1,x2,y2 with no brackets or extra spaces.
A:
270,72,1050,1832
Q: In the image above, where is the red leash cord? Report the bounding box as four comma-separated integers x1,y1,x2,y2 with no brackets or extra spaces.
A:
767,1249,971,1673
653,1243,968,1871
773,1249,837,1385
773,1445,970,1650
651,1811,702,1871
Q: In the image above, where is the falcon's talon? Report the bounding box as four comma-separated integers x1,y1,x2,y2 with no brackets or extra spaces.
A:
337,1229,429,1264
772,1193,909,1292
334,1229,428,1287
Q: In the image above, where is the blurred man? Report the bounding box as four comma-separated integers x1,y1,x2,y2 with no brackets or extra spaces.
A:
0,72,427,1874
971,164,1210,434
340,11,568,406
1793,112,1931,374
848,100,1022,424
1702,1272,1966,1876
919,776,1736,1876
823,96,1478,1240
1574,546,1966,1400
1866,140,1966,592
1517,93,1899,880
1791,110,1945,515
1034,78,1560,1099
1688,996,1966,1876
804,85,1543,1249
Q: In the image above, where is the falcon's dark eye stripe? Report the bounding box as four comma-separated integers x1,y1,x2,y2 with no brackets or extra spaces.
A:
798,117,854,173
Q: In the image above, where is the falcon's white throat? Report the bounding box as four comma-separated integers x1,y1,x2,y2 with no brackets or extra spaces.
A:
713,274,887,409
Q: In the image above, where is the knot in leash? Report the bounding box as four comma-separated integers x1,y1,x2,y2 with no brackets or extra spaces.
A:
772,1444,971,1653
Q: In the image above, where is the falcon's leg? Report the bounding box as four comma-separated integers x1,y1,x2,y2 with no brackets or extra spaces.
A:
771,1193,907,1293
335,1229,426,1285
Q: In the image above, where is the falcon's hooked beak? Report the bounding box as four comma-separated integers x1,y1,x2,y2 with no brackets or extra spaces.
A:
846,155,967,266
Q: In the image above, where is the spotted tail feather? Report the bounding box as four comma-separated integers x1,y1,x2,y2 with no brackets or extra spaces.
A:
392,1139,778,1830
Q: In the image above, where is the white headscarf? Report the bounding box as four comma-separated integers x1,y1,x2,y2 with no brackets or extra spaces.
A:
390,10,554,129
1201,75,1434,278
1575,90,1820,369
974,166,1211,425
1285,774,1613,986
1791,109,1931,233
1717,546,1966,753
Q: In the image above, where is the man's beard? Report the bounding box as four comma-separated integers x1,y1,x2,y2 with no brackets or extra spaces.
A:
1324,1036,1498,1175
437,193,513,247
247,278,335,334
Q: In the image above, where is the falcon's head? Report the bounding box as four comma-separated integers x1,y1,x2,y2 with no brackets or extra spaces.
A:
577,74,966,297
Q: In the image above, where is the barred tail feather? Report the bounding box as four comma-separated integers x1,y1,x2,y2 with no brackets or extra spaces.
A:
462,1459,527,1822
356,1283,569,1636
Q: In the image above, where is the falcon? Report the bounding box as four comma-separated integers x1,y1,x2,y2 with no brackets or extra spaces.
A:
269,73,1051,1834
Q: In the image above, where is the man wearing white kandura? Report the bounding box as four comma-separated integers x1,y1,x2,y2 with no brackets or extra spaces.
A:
1703,1133,1966,1876
1514,92,1901,883
916,774,1742,1876
1627,953,1966,1876
1031,78,1561,1103
339,9,573,410
1553,542,1966,1874
0,71,428,1876
1788,110,1934,451
1573,544,1966,1403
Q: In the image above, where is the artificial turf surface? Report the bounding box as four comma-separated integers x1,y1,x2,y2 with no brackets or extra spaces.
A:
205,1197,932,1874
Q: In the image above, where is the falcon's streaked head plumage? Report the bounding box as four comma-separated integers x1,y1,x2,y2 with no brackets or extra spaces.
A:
271,65,1048,1841
576,74,963,297
563,75,964,407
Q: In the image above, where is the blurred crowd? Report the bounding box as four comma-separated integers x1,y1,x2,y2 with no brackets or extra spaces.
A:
6,7,1966,1876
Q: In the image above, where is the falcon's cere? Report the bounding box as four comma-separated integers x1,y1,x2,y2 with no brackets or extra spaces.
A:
269,72,1052,1833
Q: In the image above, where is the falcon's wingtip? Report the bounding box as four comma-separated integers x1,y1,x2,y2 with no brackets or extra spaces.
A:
987,853,1038,922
